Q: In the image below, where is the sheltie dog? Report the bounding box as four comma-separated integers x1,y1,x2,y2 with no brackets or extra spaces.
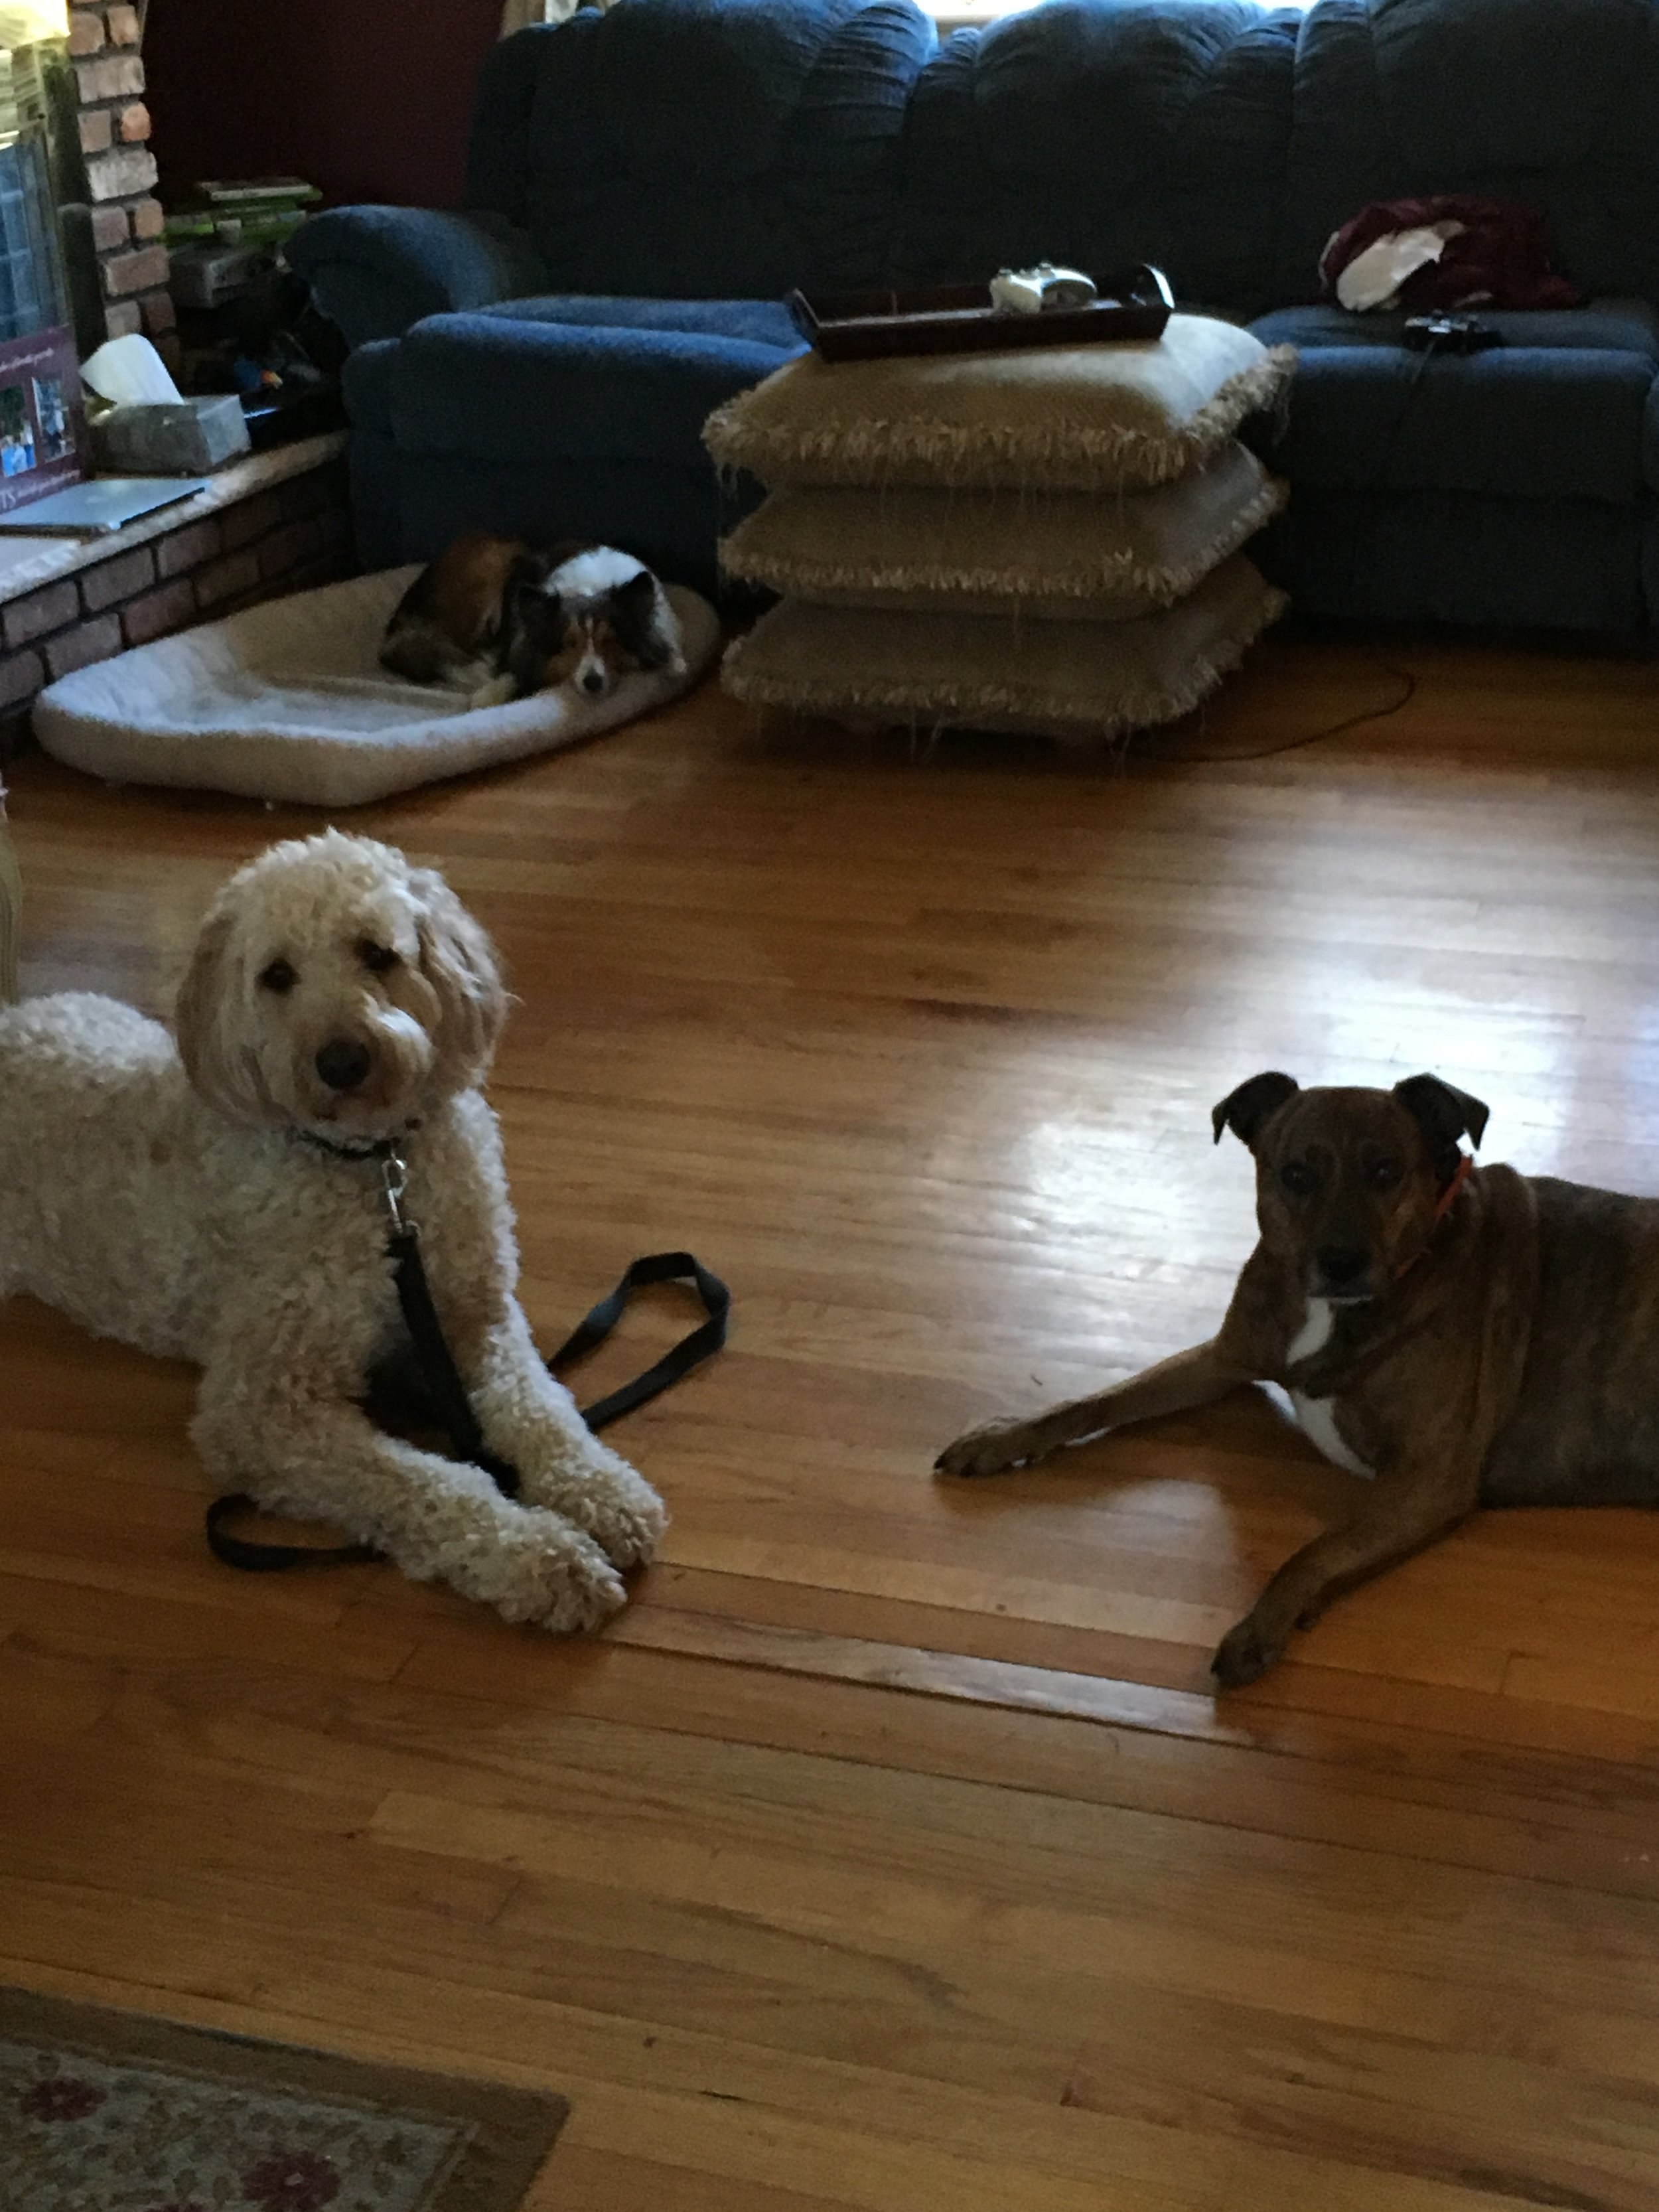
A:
380,532,684,705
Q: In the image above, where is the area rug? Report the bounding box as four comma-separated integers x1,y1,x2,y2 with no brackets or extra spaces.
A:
0,1986,567,2212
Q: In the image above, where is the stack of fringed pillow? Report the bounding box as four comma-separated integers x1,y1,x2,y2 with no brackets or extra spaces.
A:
707,315,1296,746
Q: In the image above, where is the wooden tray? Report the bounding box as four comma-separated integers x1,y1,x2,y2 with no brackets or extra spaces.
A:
787,265,1174,362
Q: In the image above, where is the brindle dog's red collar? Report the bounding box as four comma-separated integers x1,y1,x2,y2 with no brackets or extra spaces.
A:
1394,1152,1474,1281
1433,1151,1474,1225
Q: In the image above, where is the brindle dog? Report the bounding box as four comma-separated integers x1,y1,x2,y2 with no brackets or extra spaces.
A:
938,1072,1659,1687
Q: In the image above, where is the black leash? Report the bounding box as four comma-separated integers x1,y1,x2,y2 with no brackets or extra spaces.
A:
205,1139,729,1573
548,1249,730,1428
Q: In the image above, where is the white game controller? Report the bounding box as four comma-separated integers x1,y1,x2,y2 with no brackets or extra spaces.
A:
989,263,1099,315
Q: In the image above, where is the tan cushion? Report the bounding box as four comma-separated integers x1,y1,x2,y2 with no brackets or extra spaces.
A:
718,442,1284,619
720,555,1286,744
705,315,1295,492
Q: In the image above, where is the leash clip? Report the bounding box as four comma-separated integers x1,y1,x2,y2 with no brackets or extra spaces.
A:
380,1143,411,1238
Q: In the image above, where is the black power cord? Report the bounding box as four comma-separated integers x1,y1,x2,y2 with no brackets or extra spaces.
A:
1151,658,1418,765
1143,317,1497,765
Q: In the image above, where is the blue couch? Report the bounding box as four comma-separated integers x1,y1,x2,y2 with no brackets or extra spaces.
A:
289,0,1659,633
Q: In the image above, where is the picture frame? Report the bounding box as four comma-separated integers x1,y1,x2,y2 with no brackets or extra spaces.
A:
0,322,84,514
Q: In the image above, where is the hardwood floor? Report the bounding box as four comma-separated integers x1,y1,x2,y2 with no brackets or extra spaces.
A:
6,627,1659,2209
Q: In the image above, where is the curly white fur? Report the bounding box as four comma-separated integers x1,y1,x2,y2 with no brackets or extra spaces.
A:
0,830,664,1630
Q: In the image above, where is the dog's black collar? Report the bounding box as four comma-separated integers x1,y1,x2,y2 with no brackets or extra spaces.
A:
293,1121,419,1164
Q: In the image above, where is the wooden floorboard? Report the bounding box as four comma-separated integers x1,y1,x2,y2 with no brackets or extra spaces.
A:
5,626,1659,2205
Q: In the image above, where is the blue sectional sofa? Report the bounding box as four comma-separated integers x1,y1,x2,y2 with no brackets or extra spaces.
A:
289,0,1659,634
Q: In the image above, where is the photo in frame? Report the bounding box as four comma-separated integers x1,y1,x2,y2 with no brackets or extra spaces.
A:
0,325,84,512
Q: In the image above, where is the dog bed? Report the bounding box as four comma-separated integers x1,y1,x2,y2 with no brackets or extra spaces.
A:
33,565,721,808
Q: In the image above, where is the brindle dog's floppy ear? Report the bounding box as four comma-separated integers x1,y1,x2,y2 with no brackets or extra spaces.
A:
1392,1073,1490,1155
1211,1071,1299,1149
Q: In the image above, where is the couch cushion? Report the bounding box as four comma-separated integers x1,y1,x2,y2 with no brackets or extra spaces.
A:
718,441,1285,617
288,206,549,351
705,314,1295,490
1252,299,1659,360
470,0,936,299
719,553,1287,739
476,295,805,349
393,453,749,595
1255,488,1648,631
1276,0,1659,308
354,305,810,447
342,338,397,437
1248,303,1659,502
896,1,1297,314
346,427,402,572
389,310,798,465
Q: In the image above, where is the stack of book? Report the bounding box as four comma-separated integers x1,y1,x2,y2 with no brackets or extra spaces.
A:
164,179,321,255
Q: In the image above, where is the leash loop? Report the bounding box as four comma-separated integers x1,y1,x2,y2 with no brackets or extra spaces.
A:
551,1250,731,1430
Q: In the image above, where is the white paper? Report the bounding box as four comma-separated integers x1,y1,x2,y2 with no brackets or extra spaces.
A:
1334,222,1465,313
81,333,183,407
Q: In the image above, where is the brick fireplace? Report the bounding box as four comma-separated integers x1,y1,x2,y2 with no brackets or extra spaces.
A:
0,428,352,752
65,0,173,354
0,1,356,749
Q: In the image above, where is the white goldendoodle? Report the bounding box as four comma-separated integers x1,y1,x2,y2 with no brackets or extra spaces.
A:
0,829,664,1629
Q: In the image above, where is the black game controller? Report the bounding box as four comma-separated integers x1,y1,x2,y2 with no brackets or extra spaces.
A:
1402,314,1503,354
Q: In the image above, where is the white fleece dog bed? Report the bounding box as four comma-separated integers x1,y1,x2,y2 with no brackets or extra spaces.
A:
33,564,721,808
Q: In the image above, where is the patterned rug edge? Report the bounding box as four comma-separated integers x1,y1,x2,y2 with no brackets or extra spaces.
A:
0,1983,569,2212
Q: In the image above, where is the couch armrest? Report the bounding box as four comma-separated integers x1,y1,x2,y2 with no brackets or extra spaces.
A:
392,313,799,466
287,206,549,349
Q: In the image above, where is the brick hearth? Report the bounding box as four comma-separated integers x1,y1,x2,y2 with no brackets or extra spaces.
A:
0,17,359,747
0,432,351,753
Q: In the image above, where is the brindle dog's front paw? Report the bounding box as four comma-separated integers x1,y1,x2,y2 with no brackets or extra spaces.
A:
934,1419,1041,1479
1210,1613,1284,1690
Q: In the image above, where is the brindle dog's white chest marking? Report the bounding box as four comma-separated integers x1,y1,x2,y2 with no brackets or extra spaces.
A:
1287,1299,1375,1478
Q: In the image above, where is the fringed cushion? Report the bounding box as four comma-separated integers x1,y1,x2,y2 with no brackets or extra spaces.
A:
705,316,1295,491
719,442,1284,619
720,555,1286,745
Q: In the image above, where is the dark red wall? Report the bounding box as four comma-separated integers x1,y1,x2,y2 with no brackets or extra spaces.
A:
147,0,504,210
